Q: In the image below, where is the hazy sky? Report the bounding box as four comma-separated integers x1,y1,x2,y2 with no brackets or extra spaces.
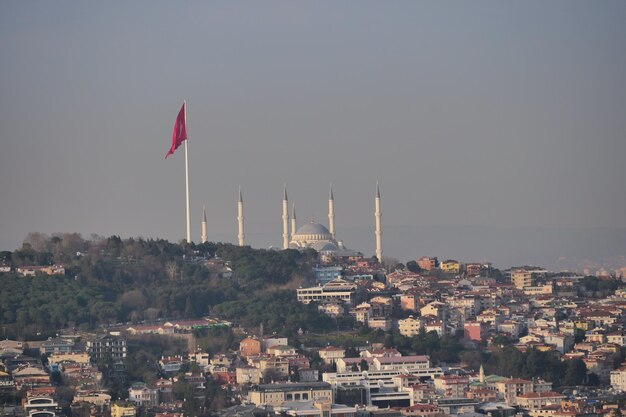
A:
1,2,625,269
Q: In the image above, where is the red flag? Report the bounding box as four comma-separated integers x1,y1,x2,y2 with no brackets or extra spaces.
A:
165,102,187,159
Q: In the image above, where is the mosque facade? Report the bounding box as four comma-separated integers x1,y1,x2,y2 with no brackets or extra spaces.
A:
201,183,384,262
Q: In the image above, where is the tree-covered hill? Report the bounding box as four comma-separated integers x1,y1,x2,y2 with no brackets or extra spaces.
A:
0,233,336,339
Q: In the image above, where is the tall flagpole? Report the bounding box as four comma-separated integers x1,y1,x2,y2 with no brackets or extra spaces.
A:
184,100,191,243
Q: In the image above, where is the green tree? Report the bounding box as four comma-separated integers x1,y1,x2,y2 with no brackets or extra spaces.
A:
563,359,586,386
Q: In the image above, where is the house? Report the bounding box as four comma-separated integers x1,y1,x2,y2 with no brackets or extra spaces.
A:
464,263,482,277
368,317,393,332
497,321,522,340
236,366,262,385
611,363,626,391
188,350,210,367
420,302,447,321
12,366,49,389
128,382,159,407
267,345,297,357
607,333,626,346
424,320,445,337
259,356,289,378
240,337,262,358
111,402,137,417
40,337,75,355
417,257,438,271
159,356,184,374
155,378,173,403
440,260,460,275
262,336,289,350
543,334,574,354
318,347,346,365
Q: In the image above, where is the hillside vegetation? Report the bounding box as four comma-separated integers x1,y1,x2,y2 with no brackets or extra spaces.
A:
0,233,335,339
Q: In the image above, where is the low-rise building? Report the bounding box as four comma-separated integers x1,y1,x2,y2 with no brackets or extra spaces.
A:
236,366,262,385
111,402,137,417
516,392,566,410
248,382,333,406
318,347,346,365
440,260,460,275
611,363,626,391
128,382,158,407
240,337,262,358
297,279,356,305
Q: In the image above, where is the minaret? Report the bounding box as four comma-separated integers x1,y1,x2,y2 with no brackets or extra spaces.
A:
328,184,335,240
237,187,245,247
291,203,297,240
479,364,485,384
201,206,208,244
282,184,290,249
375,182,383,263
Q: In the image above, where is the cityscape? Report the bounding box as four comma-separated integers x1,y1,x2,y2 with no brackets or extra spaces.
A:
1,3,626,417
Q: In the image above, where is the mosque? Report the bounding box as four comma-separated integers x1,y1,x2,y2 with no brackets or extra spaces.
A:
201,183,384,262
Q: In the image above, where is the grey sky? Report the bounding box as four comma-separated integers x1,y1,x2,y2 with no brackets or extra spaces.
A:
1,1,625,269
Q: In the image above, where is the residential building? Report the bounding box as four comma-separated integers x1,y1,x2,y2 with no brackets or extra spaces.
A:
86,335,127,360
40,338,75,355
111,403,137,417
610,363,626,391
236,366,262,385
434,375,469,398
313,266,344,285
417,257,438,271
159,356,184,374
440,260,460,275
318,347,346,365
240,337,262,358
511,271,534,289
464,321,487,342
516,392,566,410
400,294,419,312
398,317,422,337
495,378,533,405
128,382,159,407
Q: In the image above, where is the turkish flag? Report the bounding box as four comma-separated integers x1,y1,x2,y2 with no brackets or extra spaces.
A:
165,102,187,159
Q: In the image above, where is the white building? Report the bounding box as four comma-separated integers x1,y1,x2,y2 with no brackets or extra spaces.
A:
297,279,356,305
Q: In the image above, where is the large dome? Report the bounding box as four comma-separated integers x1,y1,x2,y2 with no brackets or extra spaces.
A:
295,222,331,236
291,221,333,245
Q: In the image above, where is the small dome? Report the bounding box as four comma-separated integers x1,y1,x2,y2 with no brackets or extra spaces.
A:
312,242,339,252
